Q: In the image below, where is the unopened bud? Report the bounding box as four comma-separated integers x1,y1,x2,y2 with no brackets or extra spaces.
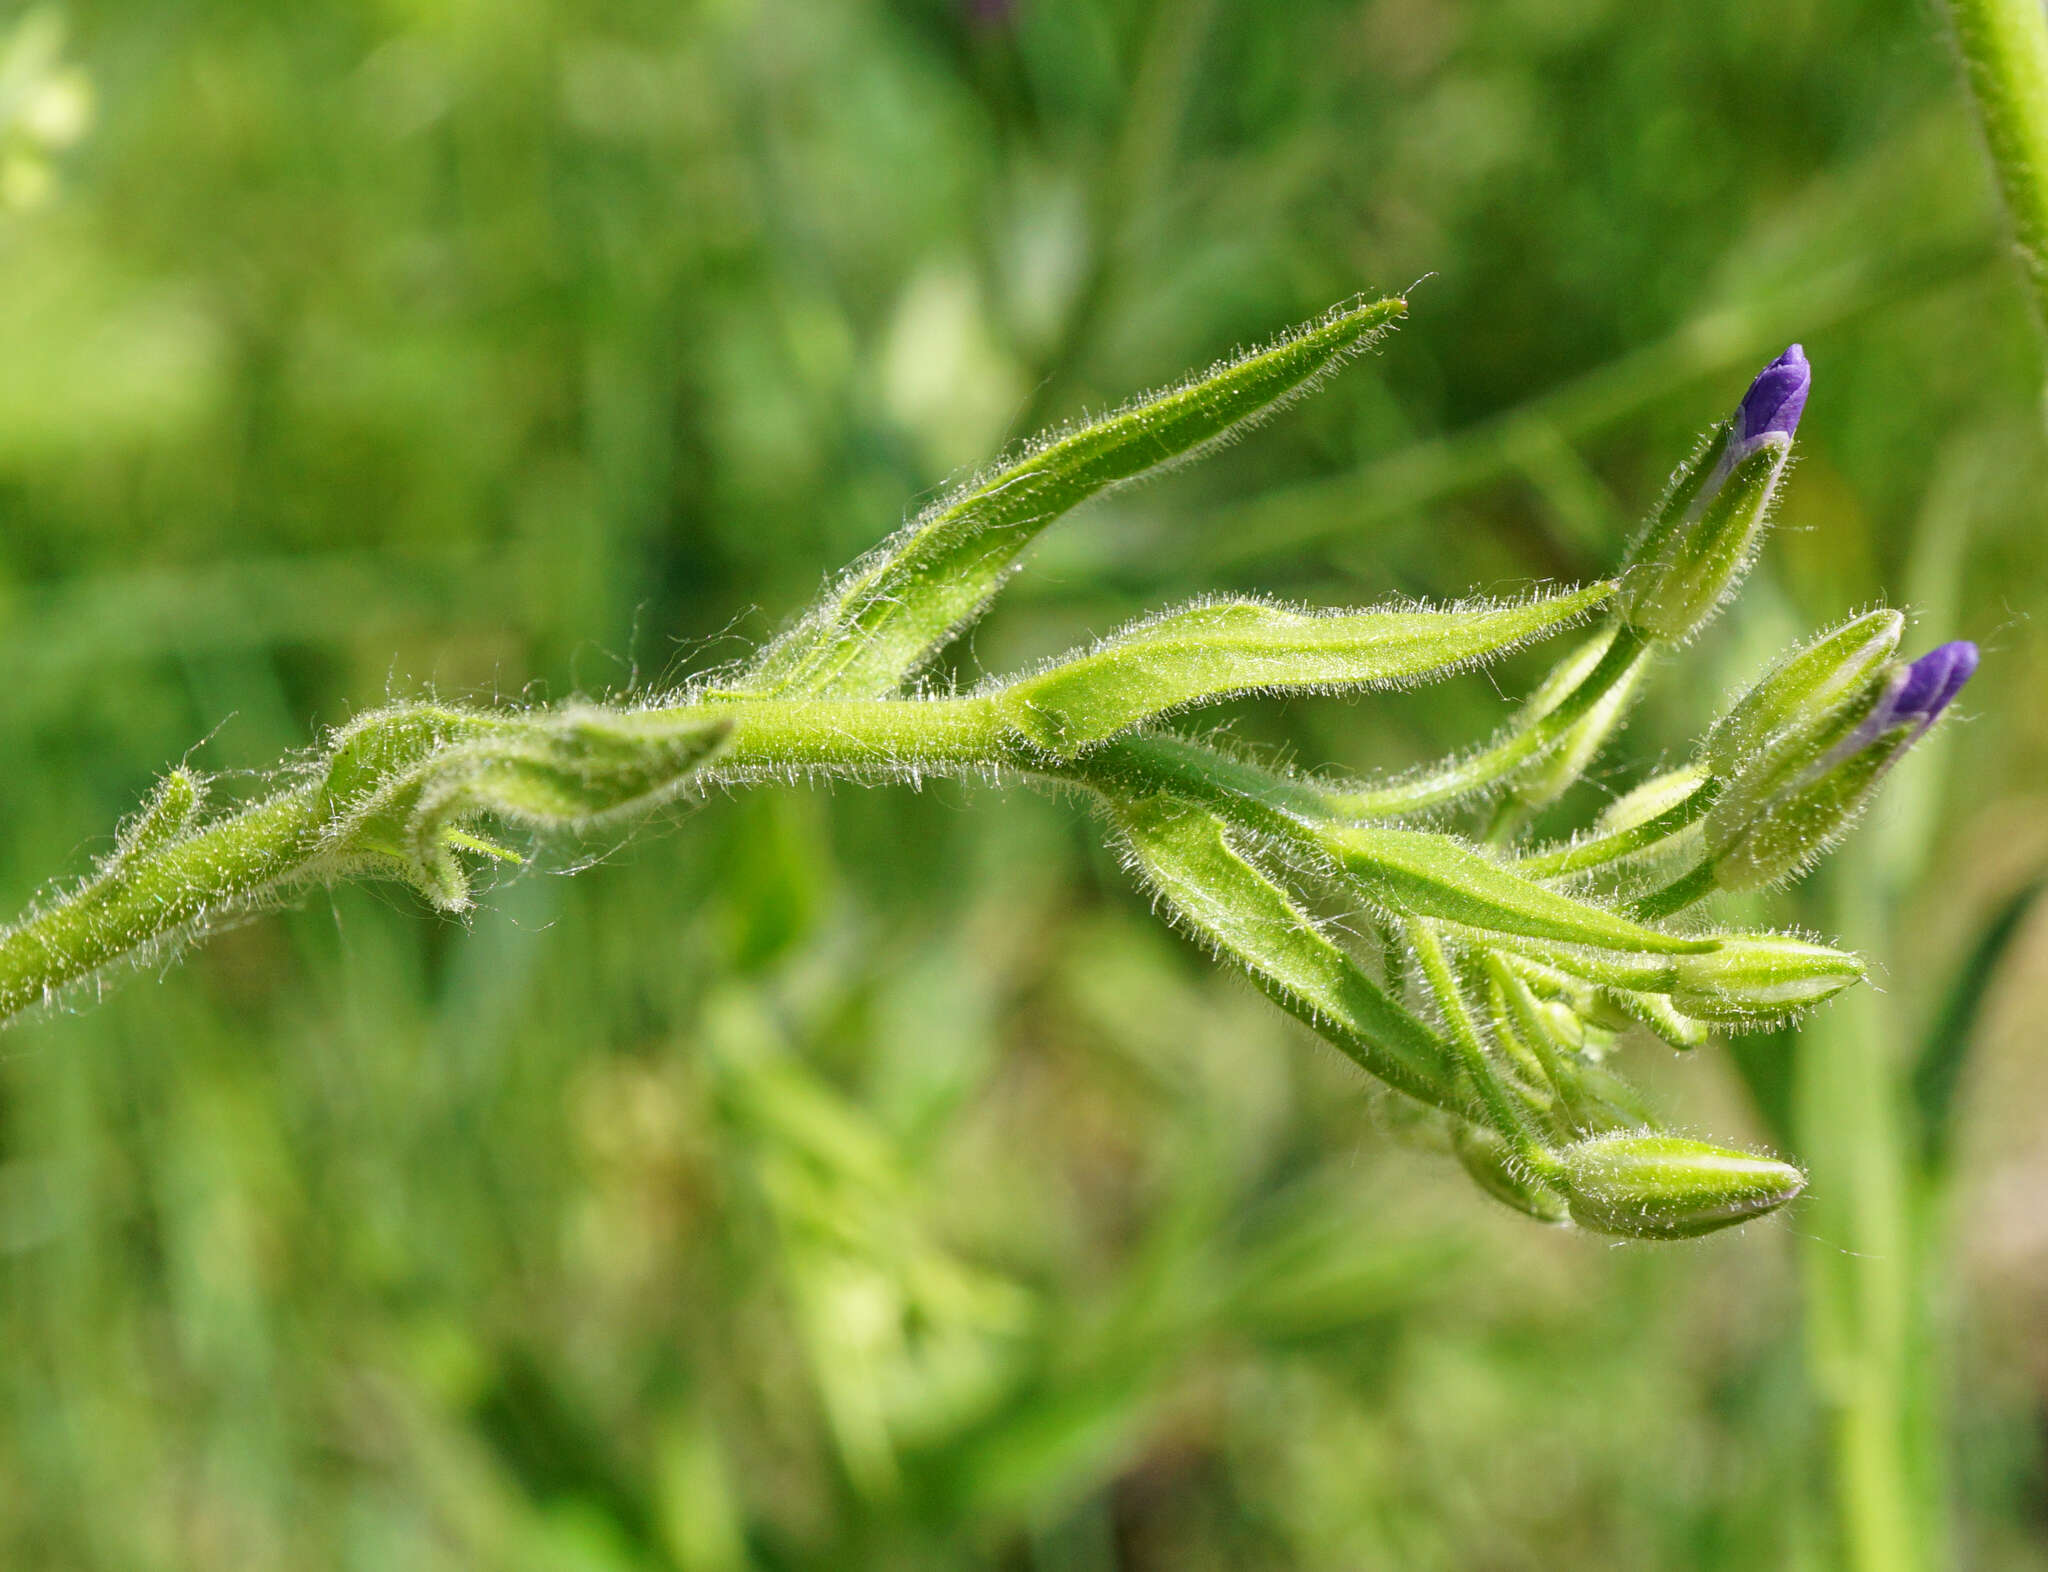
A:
1704,609,1903,777
1452,1123,1569,1224
1705,638,1978,890
1560,1133,1805,1239
1666,933,1864,1022
1619,346,1809,642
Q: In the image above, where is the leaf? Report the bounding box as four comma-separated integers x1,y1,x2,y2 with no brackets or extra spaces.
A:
1112,794,1458,1111
995,583,1614,758
1723,1022,1798,1150
741,295,1407,700
1909,876,2044,1175
1327,824,1719,955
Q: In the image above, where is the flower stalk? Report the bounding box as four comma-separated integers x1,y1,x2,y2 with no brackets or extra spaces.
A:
0,303,1971,1240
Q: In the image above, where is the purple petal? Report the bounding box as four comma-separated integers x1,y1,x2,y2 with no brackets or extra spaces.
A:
1886,640,1978,728
1734,344,1810,446
1814,639,1978,779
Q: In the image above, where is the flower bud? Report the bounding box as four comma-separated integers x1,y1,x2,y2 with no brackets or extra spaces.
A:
1619,346,1809,642
1559,1133,1805,1239
1452,1123,1569,1224
1704,609,1903,778
1665,933,1864,1022
1705,639,1978,891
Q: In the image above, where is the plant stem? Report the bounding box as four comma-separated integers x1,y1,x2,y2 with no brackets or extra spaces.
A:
1942,0,2048,336
0,789,327,1019
1322,625,1651,819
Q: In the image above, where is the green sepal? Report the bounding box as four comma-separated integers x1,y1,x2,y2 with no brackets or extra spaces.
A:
1559,1133,1805,1240
1598,986,1711,1050
1594,765,1711,836
744,295,1407,700
1704,609,1902,778
1704,725,1907,892
998,583,1614,759
1619,434,1788,642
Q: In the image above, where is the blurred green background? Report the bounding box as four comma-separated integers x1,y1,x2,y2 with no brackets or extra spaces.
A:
1,1,2045,1567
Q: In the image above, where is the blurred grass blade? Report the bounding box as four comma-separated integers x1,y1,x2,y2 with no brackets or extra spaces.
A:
1724,1023,1800,1148
997,583,1612,757
1910,876,2043,1174
741,295,1405,699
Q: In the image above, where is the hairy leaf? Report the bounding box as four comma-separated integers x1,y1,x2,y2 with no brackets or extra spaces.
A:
1113,794,1458,1111
997,583,1614,758
743,295,1406,700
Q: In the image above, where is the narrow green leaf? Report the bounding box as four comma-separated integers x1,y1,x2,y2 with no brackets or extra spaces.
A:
1326,824,1718,955
397,708,735,908
114,768,203,865
1910,877,2044,1174
743,295,1407,700
1112,795,1458,1111
997,583,1614,758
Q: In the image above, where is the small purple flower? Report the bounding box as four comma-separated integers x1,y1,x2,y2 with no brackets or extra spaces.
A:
1732,344,1810,452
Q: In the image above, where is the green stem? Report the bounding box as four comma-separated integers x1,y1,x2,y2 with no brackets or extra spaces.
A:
1514,781,1715,879
0,788,327,1020
1628,860,1718,921
1321,625,1651,818
1942,0,2048,335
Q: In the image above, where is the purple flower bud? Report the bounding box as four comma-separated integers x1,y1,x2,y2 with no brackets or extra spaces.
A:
1821,640,1978,770
1732,344,1810,453
1884,639,1979,730
1619,346,1812,642
1705,636,1980,891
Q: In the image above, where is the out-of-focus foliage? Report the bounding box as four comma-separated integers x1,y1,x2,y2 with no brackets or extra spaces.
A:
0,1,2043,1568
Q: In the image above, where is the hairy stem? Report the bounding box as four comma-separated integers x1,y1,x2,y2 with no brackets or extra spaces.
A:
1943,0,2048,337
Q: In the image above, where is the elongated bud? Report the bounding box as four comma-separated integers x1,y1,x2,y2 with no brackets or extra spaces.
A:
1666,933,1864,1022
1705,638,1978,890
1452,1123,1569,1224
1705,609,1903,777
1559,1133,1805,1239
1484,929,1860,1026
1619,346,1809,642
1326,824,1717,955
